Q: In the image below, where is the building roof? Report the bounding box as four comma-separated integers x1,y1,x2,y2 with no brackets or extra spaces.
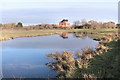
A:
60,19,68,22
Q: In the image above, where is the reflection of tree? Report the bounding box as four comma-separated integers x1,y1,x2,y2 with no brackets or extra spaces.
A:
74,32,88,40
81,34,87,40
74,33,82,38
81,32,88,40
59,33,70,39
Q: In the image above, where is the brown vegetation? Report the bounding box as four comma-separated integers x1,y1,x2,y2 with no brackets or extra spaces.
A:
46,32,119,78
73,19,117,29
24,24,58,30
0,23,59,30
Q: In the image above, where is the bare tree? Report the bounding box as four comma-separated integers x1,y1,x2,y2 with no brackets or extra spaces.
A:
81,19,87,26
98,22,103,28
73,20,80,26
108,22,116,28
88,20,99,29
103,22,116,29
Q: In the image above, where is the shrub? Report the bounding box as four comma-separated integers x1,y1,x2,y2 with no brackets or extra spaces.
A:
17,22,23,27
46,33,119,78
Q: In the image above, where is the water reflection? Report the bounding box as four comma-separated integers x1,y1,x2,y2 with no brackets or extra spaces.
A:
59,33,70,39
2,34,98,49
73,32,89,40
2,34,99,78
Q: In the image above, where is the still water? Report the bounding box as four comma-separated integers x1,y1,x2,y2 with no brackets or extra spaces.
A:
2,34,99,78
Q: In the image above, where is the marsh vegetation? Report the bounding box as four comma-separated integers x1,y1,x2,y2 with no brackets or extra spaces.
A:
46,31,119,78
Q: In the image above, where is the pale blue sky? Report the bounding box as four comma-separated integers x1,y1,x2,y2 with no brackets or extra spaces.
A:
1,1,118,10
1,0,119,25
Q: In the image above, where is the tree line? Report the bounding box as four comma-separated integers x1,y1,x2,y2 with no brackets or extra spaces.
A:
73,19,118,29
0,20,119,30
0,22,58,30
0,22,23,29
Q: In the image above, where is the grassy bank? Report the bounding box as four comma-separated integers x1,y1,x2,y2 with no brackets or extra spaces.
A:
1,29,118,41
87,39,120,78
46,31,119,78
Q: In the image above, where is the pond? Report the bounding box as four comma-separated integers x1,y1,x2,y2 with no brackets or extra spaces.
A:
2,33,99,78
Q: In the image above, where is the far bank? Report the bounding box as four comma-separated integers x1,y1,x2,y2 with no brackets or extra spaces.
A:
1,29,118,41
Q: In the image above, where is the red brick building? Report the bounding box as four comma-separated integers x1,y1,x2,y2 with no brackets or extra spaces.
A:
58,19,71,29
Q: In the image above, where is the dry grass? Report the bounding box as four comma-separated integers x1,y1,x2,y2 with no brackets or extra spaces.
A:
46,32,119,78
1,29,118,41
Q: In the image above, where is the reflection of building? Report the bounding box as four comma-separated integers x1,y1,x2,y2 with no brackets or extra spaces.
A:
58,19,70,29
59,33,70,39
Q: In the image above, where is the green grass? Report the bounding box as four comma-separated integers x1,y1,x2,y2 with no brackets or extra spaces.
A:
87,40,120,78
